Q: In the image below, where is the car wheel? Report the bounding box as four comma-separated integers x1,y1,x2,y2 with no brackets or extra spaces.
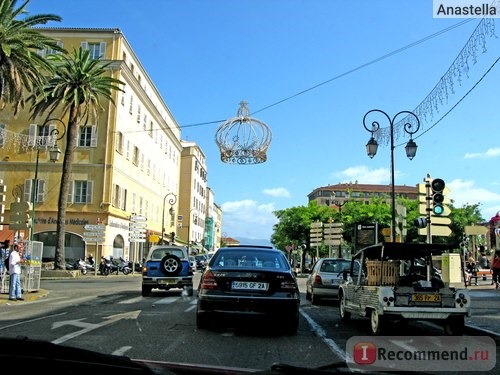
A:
443,316,465,336
311,290,320,305
160,254,182,276
369,309,384,335
141,285,152,297
339,291,351,321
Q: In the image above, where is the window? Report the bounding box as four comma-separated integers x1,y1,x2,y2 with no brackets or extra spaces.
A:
80,41,106,60
0,124,5,148
116,132,124,154
79,125,97,147
132,146,139,165
72,181,93,204
24,179,45,203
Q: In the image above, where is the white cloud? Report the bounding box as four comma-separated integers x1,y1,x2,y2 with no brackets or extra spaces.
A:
447,179,500,220
262,187,291,198
464,147,500,159
220,199,278,240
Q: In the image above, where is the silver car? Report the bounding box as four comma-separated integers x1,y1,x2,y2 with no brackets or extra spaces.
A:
306,258,351,304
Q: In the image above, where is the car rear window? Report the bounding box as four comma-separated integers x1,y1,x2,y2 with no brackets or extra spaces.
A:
149,248,186,260
211,250,289,270
320,260,351,273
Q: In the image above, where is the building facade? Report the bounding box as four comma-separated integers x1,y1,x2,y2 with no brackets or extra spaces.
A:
0,27,221,263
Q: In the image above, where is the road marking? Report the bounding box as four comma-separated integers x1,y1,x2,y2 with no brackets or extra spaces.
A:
0,312,67,331
112,346,132,356
51,310,141,345
299,308,346,362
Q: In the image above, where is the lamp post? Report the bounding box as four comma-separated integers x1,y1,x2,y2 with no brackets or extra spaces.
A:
187,208,199,255
30,119,65,241
161,192,177,244
363,109,420,242
332,199,348,258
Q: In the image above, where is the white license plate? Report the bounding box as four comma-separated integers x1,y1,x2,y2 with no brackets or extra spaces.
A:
231,281,269,290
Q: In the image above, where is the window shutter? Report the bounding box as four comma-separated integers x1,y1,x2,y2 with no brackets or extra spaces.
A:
28,124,37,147
99,42,106,59
67,180,74,204
24,179,33,202
87,181,93,204
37,180,45,203
0,124,5,148
80,41,88,50
90,125,98,147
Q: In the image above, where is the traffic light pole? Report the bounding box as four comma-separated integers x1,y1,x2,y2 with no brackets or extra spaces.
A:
425,178,432,244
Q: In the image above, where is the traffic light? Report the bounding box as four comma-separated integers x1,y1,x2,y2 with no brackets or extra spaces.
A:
0,180,5,231
9,201,32,230
431,178,445,215
414,217,428,228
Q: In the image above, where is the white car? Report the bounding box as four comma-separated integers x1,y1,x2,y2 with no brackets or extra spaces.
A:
189,256,197,272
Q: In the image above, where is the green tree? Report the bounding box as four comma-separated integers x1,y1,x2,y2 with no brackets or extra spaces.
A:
0,0,62,114
29,47,124,269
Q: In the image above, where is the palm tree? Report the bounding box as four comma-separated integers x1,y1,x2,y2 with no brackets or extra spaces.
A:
0,0,62,114
29,47,124,270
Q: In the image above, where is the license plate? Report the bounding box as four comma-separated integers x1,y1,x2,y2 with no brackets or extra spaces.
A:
159,279,175,285
411,293,441,302
231,281,269,290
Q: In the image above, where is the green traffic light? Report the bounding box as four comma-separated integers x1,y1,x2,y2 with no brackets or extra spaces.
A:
433,204,444,215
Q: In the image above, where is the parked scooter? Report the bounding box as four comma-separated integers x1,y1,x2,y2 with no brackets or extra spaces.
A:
117,257,132,275
99,256,111,276
76,258,88,275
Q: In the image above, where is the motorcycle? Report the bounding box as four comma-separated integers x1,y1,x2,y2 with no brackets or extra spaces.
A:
117,257,132,275
99,256,111,276
76,258,88,275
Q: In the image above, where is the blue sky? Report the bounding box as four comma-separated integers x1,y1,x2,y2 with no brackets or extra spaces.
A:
27,1,500,241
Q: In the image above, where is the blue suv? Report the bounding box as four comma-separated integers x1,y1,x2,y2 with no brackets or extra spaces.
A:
142,245,194,297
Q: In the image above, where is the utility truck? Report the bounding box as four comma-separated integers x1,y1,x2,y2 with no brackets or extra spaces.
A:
338,242,470,335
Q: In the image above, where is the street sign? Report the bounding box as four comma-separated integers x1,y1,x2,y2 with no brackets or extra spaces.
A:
464,226,488,235
83,236,105,243
84,224,105,231
325,239,342,246
429,217,452,226
83,231,105,237
419,226,452,237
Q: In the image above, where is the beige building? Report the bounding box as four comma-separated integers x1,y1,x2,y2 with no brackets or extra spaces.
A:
0,28,221,262
308,182,418,208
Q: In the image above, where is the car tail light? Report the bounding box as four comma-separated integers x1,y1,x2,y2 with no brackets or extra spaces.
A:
199,270,219,290
313,275,322,286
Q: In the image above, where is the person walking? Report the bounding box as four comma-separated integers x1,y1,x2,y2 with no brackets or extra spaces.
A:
8,244,25,301
491,251,500,289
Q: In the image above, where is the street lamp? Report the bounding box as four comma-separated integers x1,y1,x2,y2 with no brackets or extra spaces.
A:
30,119,65,241
161,192,177,244
363,109,420,242
187,208,199,255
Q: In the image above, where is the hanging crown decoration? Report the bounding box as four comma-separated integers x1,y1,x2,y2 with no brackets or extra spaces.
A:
215,101,272,164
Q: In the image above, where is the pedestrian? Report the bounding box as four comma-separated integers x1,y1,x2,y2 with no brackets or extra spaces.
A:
491,251,500,289
1,240,10,277
478,247,489,269
8,244,25,301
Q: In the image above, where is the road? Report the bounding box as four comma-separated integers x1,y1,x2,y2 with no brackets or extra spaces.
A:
0,272,498,373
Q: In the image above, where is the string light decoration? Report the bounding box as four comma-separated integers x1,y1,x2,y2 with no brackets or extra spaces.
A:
215,101,272,164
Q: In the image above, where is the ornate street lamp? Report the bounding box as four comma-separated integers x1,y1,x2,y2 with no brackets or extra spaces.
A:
161,192,178,244
363,109,420,242
30,119,66,241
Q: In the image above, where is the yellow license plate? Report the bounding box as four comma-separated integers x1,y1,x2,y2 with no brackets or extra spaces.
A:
159,279,175,285
411,294,441,302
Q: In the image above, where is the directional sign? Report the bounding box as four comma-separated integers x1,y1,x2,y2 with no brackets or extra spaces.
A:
429,217,452,226
464,225,488,235
419,226,452,237
84,224,106,231
131,215,147,222
83,236,105,243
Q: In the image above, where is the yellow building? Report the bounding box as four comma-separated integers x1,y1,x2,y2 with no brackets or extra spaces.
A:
0,28,188,263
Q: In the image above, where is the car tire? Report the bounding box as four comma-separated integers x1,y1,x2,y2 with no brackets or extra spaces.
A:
369,309,384,335
141,285,152,297
443,315,465,336
310,290,320,305
160,254,182,276
339,291,351,321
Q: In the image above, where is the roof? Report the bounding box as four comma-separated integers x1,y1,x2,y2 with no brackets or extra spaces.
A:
354,242,458,261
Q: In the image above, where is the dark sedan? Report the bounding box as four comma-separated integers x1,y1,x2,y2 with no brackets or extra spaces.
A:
196,245,300,334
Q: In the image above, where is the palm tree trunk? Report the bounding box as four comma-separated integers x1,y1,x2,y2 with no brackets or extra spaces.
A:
54,105,79,270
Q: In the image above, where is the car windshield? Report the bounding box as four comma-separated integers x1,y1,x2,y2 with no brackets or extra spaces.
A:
2,1,498,374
